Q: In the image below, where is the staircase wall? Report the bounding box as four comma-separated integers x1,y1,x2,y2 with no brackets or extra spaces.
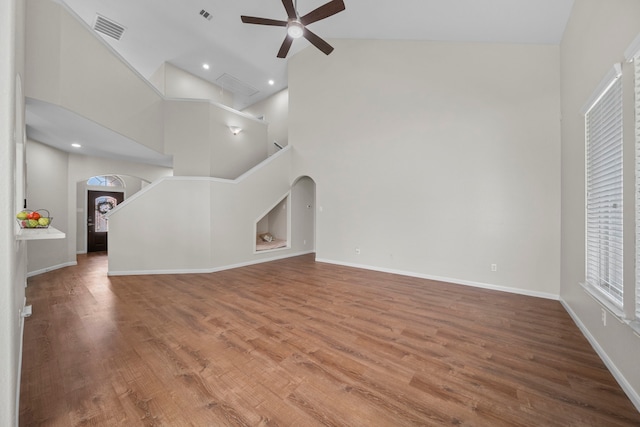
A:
164,99,267,178
107,147,312,275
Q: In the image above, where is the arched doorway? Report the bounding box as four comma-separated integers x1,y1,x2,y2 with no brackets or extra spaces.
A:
291,175,316,252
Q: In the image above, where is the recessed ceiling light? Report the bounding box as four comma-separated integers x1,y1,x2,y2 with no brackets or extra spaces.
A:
71,143,82,148
268,79,275,85
202,63,210,70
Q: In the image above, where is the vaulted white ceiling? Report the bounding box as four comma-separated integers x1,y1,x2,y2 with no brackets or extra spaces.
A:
27,0,575,166
60,0,575,110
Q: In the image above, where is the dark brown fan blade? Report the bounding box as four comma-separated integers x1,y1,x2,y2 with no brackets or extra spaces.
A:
281,0,297,20
241,16,287,27
302,27,334,55
277,35,294,58
300,0,345,26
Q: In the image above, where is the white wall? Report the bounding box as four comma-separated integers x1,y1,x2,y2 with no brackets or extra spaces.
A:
243,89,289,156
164,99,268,179
1,0,27,424
291,176,316,251
26,0,269,182
209,104,267,180
265,196,288,242
108,147,313,274
23,0,272,273
148,62,165,94
290,39,561,298
25,140,69,273
162,62,233,107
25,0,165,154
560,0,640,407
66,152,172,263
23,139,172,274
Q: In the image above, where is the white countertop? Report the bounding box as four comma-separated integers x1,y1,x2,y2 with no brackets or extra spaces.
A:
16,226,66,240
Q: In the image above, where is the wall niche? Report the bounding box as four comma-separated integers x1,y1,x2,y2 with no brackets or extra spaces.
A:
255,194,289,252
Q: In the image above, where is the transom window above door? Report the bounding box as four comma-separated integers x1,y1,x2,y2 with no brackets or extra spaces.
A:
87,175,124,187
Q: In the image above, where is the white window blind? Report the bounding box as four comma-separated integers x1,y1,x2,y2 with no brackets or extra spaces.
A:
585,74,624,306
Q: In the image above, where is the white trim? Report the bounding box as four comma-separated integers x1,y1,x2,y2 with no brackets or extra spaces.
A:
560,299,640,412
253,245,291,255
580,63,622,115
107,250,314,276
27,261,77,278
315,258,559,300
234,145,291,182
580,281,626,320
14,297,26,427
628,320,640,337
165,97,265,124
624,32,640,62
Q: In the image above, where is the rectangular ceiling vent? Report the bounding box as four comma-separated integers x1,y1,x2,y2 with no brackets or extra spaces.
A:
199,9,213,21
215,73,259,97
93,14,126,41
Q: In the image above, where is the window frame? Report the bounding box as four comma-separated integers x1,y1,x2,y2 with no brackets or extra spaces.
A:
581,65,625,315
631,44,640,333
87,175,125,187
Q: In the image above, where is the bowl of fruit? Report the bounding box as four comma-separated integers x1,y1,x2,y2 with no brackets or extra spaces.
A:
16,209,52,229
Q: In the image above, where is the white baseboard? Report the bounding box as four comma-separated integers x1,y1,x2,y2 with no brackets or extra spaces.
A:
315,258,559,300
27,261,77,278
560,299,640,412
15,297,26,427
107,250,315,276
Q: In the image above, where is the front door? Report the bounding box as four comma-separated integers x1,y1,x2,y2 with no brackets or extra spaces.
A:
88,190,124,252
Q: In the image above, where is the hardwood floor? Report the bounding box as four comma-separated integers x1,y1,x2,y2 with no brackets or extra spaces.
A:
20,253,640,426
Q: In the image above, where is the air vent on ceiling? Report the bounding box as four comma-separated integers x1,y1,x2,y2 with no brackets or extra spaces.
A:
215,73,259,97
93,14,126,41
199,9,213,21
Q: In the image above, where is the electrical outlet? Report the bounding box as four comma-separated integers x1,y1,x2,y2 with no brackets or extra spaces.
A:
602,308,607,326
303,239,306,245
491,264,497,272
20,305,32,318
355,248,361,255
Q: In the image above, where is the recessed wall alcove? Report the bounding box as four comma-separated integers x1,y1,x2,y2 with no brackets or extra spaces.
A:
255,194,290,252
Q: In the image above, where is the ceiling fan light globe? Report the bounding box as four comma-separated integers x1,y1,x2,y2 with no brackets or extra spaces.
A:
287,21,304,38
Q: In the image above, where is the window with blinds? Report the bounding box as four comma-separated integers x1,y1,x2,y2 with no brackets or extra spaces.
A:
585,74,624,307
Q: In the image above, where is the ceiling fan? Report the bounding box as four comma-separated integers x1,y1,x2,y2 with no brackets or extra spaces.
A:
241,0,346,58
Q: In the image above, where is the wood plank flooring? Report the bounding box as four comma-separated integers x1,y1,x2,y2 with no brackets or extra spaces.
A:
19,253,640,426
